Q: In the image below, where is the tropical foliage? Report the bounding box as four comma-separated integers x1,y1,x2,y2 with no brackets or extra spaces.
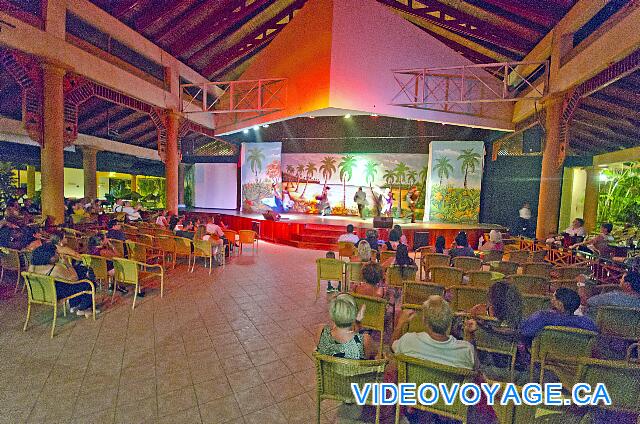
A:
597,165,640,226
433,156,454,185
0,162,17,212
319,157,337,187
457,149,481,189
338,155,357,208
429,184,481,223
247,147,265,181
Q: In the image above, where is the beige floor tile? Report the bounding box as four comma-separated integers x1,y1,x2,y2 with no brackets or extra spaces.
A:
242,405,289,424
157,386,198,417
277,392,317,423
220,353,253,374
198,394,242,424
281,352,314,373
246,347,279,367
226,368,262,393
71,407,116,424
233,383,274,416
157,406,202,424
117,376,156,405
255,360,291,382
156,369,193,395
194,378,233,405
265,374,306,402
115,395,157,424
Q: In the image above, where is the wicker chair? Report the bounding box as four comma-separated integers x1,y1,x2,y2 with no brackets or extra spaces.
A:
385,264,417,290
112,257,164,309
420,253,450,281
0,247,24,293
522,262,553,278
399,303,427,333
223,230,238,256
508,250,531,264
452,256,482,272
125,240,164,268
521,294,551,318
173,237,193,268
153,236,176,269
401,281,445,306
192,239,220,274
316,258,344,298
395,355,476,424
530,249,547,262
465,270,494,288
530,326,597,385
379,250,396,263
509,274,550,295
346,261,364,292
337,241,356,260
81,254,110,291
595,306,640,342
549,279,577,291
449,285,489,312
313,352,387,424
555,266,591,280
238,230,258,254
474,324,519,382
351,293,388,356
108,239,125,258
481,250,504,264
430,266,463,288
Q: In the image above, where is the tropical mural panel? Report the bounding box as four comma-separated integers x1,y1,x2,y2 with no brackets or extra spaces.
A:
281,153,429,217
240,142,282,212
424,141,485,223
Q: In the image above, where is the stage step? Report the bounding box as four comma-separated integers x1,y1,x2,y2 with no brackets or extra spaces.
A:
299,234,340,244
297,241,338,251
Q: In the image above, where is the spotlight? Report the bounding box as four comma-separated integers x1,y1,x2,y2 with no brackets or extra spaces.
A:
262,124,269,128
308,116,315,119
370,113,378,117
344,114,351,119
243,129,249,134
599,173,609,182
252,126,259,131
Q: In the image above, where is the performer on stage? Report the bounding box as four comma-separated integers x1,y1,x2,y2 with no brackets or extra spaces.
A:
354,187,367,219
316,186,332,216
380,188,393,217
405,185,420,223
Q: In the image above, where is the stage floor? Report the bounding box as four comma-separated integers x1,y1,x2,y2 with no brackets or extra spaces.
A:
189,209,503,231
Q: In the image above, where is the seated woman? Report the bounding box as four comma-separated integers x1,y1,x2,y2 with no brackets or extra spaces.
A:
382,243,416,274
363,229,380,253
50,232,82,261
29,243,98,316
88,234,128,294
469,280,523,329
352,262,385,298
434,235,447,254
155,210,169,228
480,230,504,252
449,232,476,259
351,240,372,262
315,293,373,359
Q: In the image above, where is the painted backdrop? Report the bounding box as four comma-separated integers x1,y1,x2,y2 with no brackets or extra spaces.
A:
424,141,484,223
281,153,429,217
240,142,282,212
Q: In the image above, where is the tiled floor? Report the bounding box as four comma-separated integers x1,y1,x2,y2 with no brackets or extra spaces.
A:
0,242,370,424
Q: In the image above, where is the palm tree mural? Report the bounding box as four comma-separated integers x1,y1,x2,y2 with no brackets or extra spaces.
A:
383,168,396,189
247,147,265,181
418,164,429,189
394,162,409,212
286,165,295,178
364,160,378,188
301,162,317,197
295,164,305,191
338,155,357,207
457,148,482,189
434,157,454,186
406,169,417,186
319,156,337,188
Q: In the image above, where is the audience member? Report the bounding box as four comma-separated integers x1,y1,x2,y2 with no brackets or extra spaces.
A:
364,229,379,253
469,281,523,329
168,214,179,231
520,288,597,346
388,244,416,277
205,216,225,238
50,232,81,260
354,239,372,262
106,220,126,241
338,224,360,244
434,235,447,254
315,293,372,359
352,262,384,298
582,271,640,318
480,230,504,252
518,202,533,236
392,296,476,369
449,232,476,259
546,218,586,246
113,199,124,212
155,210,169,227
571,223,614,258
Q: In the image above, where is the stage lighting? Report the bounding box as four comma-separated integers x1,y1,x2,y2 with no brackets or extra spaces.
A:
344,114,351,119
243,129,249,134
262,124,270,128
370,113,378,117
252,126,259,131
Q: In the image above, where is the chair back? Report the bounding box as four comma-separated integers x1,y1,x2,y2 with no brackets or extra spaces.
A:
482,250,503,263
312,352,387,404
223,230,238,242
450,286,489,312
495,260,518,276
575,358,640,415
395,354,476,423
530,250,547,262
401,282,445,306
81,254,109,282
509,274,550,295
521,294,551,318
174,237,193,255
430,266,463,288
112,257,139,285
193,239,214,257
347,261,364,284
556,266,591,280
351,293,388,335
108,239,125,257
452,256,482,272
379,250,395,263
550,279,577,291
137,234,154,246
400,304,427,333
385,265,417,289
238,230,257,243
21,272,56,306
474,324,518,381
316,258,344,281
154,236,176,253
66,236,88,253
596,306,640,341
508,250,531,264
337,241,356,258
530,326,597,368
0,247,21,271
522,262,553,278
465,271,493,288
421,253,450,276
125,240,147,263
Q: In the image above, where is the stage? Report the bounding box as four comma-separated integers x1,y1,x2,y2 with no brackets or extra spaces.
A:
187,209,504,251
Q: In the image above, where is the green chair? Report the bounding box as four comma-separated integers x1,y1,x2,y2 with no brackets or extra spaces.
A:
313,352,387,424
351,292,388,356
0,247,24,293
530,326,597,386
107,238,125,258
522,262,553,278
346,261,364,292
474,324,519,382
521,294,551,318
595,306,640,342
125,240,164,268
481,250,504,264
401,281,445,306
21,272,96,338
494,260,519,276
465,270,494,288
394,354,476,424
452,256,482,272
449,285,488,312
192,239,220,274
173,236,193,268
316,258,344,298
508,250,531,264
530,249,547,263
400,303,427,334
420,253,450,281
556,266,591,280
385,264,417,290
153,236,176,269
112,257,164,309
430,266,463,288
509,274,550,295
379,250,395,263
81,254,110,291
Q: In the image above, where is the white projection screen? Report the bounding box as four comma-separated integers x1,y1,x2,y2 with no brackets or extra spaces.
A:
193,163,238,209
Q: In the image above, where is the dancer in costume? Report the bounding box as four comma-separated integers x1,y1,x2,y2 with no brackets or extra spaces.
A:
354,187,367,219
316,186,332,216
380,188,393,217
404,185,420,223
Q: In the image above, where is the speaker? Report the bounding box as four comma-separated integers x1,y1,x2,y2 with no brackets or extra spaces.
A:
373,217,393,229
413,231,429,251
262,211,280,221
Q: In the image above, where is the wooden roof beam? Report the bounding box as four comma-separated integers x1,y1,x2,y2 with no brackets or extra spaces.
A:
581,96,640,122
573,108,640,137
571,121,637,149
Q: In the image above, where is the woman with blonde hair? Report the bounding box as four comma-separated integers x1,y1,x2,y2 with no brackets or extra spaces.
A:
354,239,372,262
315,294,373,359
480,230,504,252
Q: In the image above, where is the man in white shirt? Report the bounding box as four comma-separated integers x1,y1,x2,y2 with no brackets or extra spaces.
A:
205,216,225,237
546,218,586,245
518,202,533,237
113,199,124,212
353,187,367,219
391,295,476,370
337,224,360,245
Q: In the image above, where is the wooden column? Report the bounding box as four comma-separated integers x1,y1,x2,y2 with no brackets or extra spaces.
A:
583,167,599,233
130,174,137,193
536,95,564,239
165,111,179,215
26,165,36,198
40,62,66,224
82,146,98,200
